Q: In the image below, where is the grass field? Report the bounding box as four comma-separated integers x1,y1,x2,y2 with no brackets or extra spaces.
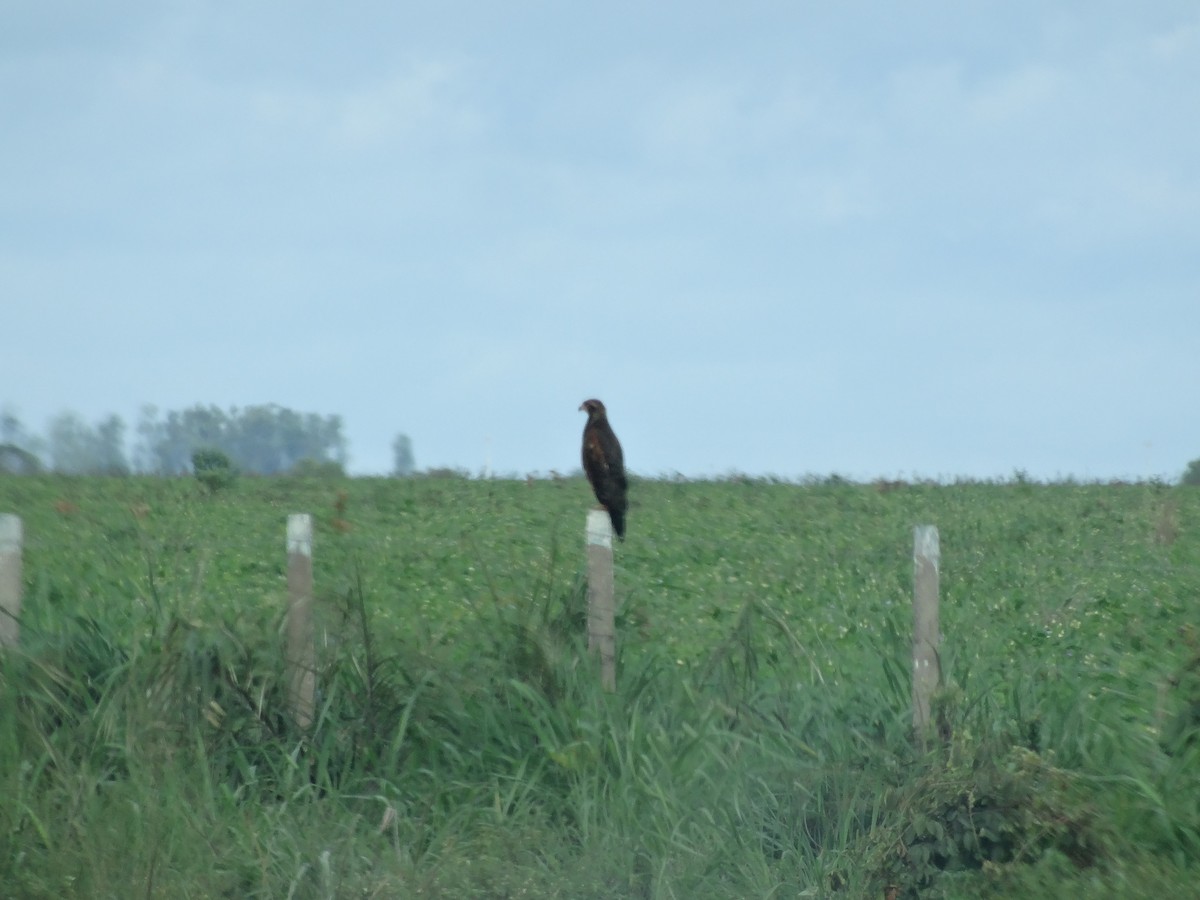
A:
1,473,1198,898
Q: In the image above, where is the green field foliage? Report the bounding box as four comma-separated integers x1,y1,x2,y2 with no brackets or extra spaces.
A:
1,474,1198,898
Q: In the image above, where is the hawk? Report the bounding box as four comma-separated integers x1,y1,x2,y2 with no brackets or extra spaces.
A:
579,399,627,540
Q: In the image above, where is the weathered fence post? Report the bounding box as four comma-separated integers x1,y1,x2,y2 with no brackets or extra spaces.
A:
912,525,941,738
586,510,616,692
286,514,316,729
0,514,21,649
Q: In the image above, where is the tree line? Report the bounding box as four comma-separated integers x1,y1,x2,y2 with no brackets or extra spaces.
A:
0,404,415,477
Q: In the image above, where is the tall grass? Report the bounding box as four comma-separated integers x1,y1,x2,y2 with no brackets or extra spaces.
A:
1,475,1198,897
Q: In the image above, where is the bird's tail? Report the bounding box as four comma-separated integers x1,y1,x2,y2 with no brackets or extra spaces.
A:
610,508,626,541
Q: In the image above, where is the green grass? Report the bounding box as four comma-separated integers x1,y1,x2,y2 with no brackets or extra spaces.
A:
0,473,1198,898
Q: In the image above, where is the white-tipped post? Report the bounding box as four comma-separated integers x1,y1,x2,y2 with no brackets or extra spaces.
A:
0,515,21,649
912,525,941,738
286,514,316,729
586,510,616,692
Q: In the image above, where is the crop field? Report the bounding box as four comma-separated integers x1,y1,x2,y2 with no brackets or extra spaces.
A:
1,473,1199,898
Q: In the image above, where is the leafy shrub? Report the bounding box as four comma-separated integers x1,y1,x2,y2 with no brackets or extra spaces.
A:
857,742,1102,898
192,448,237,494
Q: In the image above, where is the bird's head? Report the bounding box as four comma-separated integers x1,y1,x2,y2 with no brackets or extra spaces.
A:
579,399,606,418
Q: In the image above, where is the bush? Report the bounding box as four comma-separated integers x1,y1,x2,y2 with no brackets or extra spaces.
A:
857,742,1101,897
192,448,237,494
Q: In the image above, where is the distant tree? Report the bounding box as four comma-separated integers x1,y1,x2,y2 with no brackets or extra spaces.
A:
10,403,348,476
172,406,230,464
95,414,130,475
0,444,42,475
133,404,165,473
140,405,230,474
47,412,88,473
1,408,26,447
0,407,45,470
228,405,283,474
225,405,346,474
135,404,346,475
46,411,129,475
392,433,415,476
1183,459,1200,486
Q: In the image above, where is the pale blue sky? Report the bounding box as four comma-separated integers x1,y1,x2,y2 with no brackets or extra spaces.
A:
2,2,1197,479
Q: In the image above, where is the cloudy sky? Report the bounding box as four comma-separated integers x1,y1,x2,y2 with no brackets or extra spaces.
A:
2,2,1197,480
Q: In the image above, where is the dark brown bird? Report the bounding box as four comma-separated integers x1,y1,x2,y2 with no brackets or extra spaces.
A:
579,399,627,540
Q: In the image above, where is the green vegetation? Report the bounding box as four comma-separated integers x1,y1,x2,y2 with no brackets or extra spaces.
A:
191,448,238,494
1,474,1198,898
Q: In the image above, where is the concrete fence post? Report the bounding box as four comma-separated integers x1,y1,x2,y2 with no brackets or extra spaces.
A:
287,514,316,729
0,515,21,649
913,525,941,738
586,510,616,692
